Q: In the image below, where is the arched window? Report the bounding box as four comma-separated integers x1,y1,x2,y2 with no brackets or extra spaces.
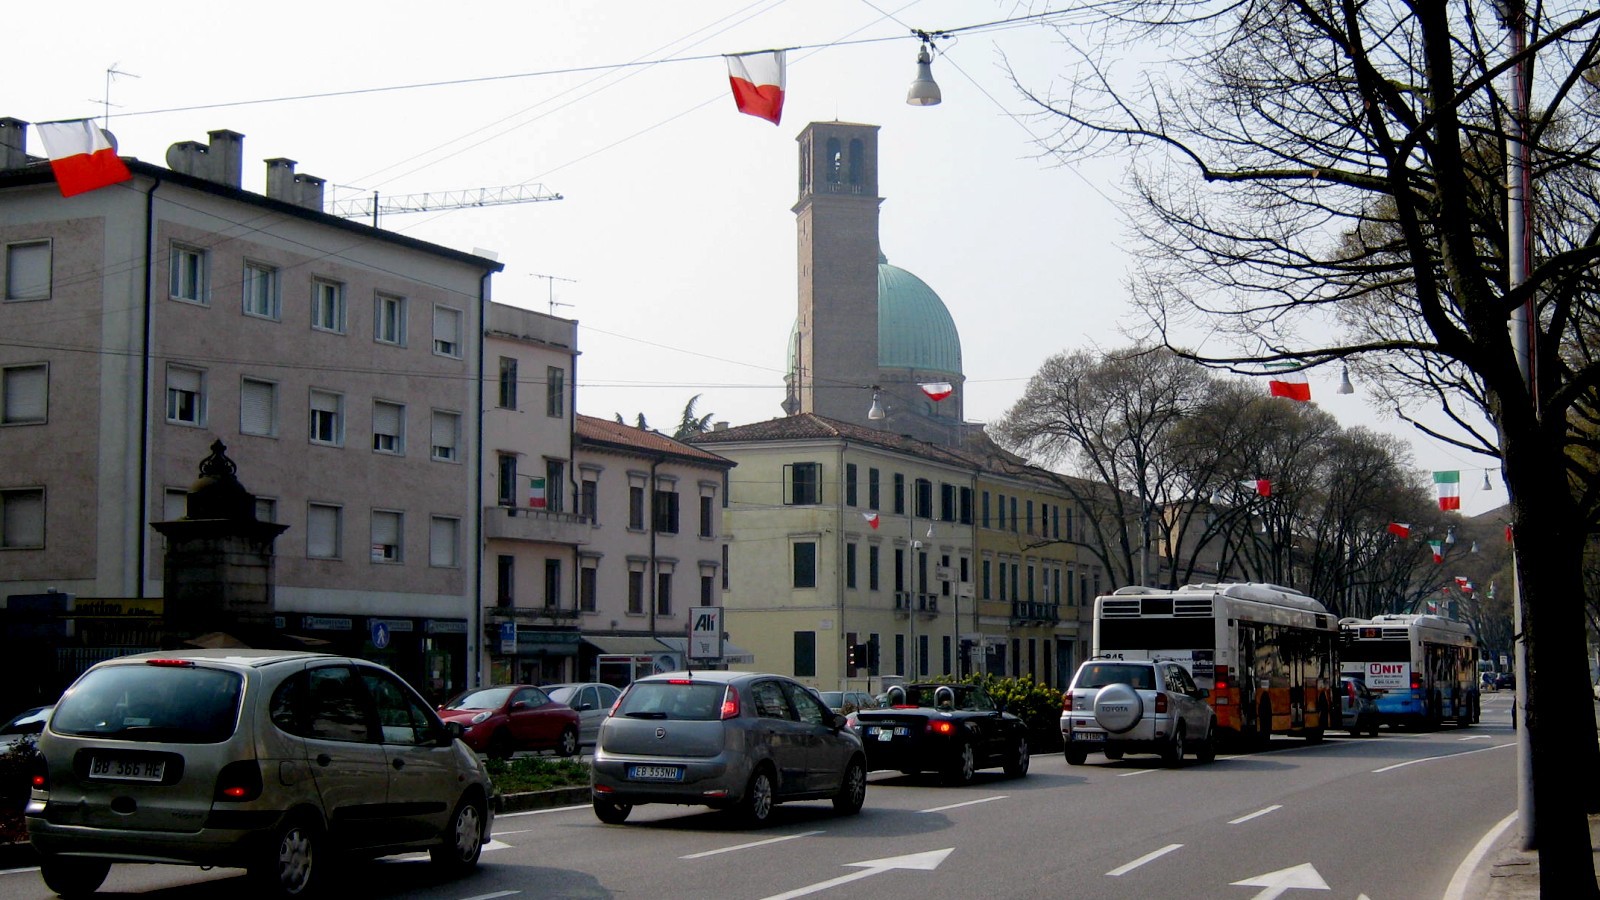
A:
826,138,843,183
849,139,865,186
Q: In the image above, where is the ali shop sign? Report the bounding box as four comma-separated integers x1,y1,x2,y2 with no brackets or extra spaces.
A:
1365,661,1410,691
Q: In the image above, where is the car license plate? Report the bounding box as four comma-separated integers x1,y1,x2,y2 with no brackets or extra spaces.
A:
1073,732,1105,742
627,764,684,782
877,729,894,741
88,755,165,782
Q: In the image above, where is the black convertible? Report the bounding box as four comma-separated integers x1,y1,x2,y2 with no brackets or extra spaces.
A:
853,683,1030,784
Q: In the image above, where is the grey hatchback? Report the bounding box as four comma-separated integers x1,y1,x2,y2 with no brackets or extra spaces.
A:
590,671,867,826
26,650,493,898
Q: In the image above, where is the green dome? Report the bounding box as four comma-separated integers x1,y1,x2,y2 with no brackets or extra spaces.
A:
786,257,963,376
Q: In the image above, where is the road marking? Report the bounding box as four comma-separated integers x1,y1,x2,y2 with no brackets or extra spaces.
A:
460,892,520,900
681,830,824,859
1372,742,1513,773
1229,804,1283,824
0,868,40,876
498,804,589,818
1458,734,1492,741
759,848,953,900
1443,810,1518,900
1117,767,1157,777
1106,843,1183,876
920,795,1006,813
1230,862,1328,899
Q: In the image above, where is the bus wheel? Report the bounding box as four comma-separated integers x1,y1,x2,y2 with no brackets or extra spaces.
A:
1254,699,1272,750
1305,701,1327,744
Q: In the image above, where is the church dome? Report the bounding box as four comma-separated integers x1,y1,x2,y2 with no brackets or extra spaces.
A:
787,256,963,377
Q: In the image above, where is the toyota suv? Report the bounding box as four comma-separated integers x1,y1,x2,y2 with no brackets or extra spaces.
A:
1060,658,1216,766
26,650,493,898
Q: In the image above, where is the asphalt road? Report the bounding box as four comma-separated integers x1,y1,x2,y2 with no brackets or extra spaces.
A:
0,693,1518,899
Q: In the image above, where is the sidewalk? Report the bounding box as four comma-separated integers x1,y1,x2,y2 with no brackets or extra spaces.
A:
1470,813,1600,899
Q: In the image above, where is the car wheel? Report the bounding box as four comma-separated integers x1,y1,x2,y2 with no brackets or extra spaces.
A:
943,739,977,785
487,729,515,761
1003,735,1030,778
1368,718,1381,738
251,816,324,898
1064,746,1088,766
40,856,110,898
736,767,776,826
557,726,580,757
430,796,485,874
593,797,632,824
832,758,867,815
1104,747,1125,761
1196,720,1217,764
1161,723,1186,767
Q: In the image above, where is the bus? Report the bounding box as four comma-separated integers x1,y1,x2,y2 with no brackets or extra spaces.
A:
1094,583,1339,747
1339,614,1480,728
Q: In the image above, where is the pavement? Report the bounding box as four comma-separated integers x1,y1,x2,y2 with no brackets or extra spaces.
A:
1458,812,1600,899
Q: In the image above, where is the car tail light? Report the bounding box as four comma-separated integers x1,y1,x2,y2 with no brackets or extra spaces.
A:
214,760,263,802
1061,691,1073,712
1213,665,1229,692
1155,693,1168,714
30,757,47,792
669,678,694,685
145,659,197,667
610,686,629,717
1346,681,1357,701
1411,672,1423,691
720,686,741,720
927,720,954,735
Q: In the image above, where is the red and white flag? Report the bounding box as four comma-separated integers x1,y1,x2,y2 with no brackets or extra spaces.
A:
1387,522,1411,538
919,382,954,401
1266,366,1311,402
36,120,132,197
726,51,786,125
861,512,880,530
1245,478,1272,497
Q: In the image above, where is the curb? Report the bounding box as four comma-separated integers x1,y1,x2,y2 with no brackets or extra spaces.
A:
494,786,590,814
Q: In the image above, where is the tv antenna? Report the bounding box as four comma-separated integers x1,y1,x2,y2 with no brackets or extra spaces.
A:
529,273,577,315
94,65,139,129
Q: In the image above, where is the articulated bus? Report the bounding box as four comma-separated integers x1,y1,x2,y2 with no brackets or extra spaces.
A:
1339,614,1480,728
1094,583,1339,746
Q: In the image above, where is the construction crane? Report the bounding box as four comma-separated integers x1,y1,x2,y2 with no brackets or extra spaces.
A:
326,183,563,227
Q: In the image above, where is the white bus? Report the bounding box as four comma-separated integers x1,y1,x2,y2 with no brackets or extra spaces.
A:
1339,614,1480,728
1094,583,1339,747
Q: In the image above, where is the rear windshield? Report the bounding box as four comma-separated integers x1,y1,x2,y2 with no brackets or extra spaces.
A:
544,686,577,705
614,682,726,721
1075,664,1157,691
52,663,243,744
818,692,845,707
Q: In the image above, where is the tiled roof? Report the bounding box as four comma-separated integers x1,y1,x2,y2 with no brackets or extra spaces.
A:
576,415,734,467
686,413,975,468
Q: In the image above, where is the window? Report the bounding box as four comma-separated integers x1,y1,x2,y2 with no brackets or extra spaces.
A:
793,632,817,678
1,488,44,548
1010,497,1019,532
433,306,463,358
580,564,598,611
699,494,714,537
545,459,566,513
653,488,679,533
169,243,207,303
431,411,460,461
722,544,729,590
370,510,402,562
429,516,459,567
307,503,341,559
372,401,405,454
546,366,564,417
2,364,47,425
982,559,992,600
627,569,645,614
915,478,933,519
1026,500,1035,534
544,559,562,608
232,377,277,437
498,455,517,507
5,240,50,301
868,467,880,510
982,491,991,528
940,483,955,521
374,293,406,345
700,573,714,607
893,473,905,514
165,366,205,426
581,478,598,521
793,541,817,589
998,494,1007,529
311,278,345,333
960,487,973,525
362,669,436,746
242,262,280,319
303,666,369,742
628,485,645,529
656,571,673,616
309,389,343,446
498,357,518,409
785,462,821,505
845,463,858,506
255,497,276,522
846,543,857,589
868,545,880,591
497,555,514,605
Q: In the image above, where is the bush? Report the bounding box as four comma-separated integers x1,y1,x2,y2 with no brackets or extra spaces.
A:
0,738,39,843
483,755,589,796
927,673,1064,751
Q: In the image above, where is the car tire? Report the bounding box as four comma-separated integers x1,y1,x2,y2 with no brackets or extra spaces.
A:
833,758,867,815
430,796,485,875
1161,723,1186,767
1064,746,1088,766
251,816,325,899
40,855,110,898
1196,720,1217,764
487,729,515,761
1104,747,1125,761
1368,718,1381,738
1003,735,1030,778
593,797,633,824
736,766,776,826
943,739,977,785
557,726,580,757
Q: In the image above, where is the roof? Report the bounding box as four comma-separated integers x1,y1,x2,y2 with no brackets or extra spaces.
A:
686,413,975,469
576,415,735,468
878,260,962,376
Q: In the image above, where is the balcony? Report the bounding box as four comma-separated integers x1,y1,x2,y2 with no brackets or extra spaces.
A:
484,605,582,624
482,505,592,546
1010,601,1063,625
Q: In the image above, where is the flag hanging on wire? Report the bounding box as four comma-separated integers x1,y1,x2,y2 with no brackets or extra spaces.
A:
725,51,786,125
1246,479,1272,497
36,119,132,197
919,382,954,401
1433,470,1461,510
861,512,880,530
1428,540,1444,563
1266,365,1311,402
1387,522,1411,538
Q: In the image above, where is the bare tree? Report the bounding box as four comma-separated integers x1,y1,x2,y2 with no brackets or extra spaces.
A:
1014,0,1600,876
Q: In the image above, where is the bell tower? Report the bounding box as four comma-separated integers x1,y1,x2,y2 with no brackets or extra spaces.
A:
789,122,881,424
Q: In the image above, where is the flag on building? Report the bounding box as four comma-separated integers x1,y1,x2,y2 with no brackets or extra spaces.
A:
1433,470,1461,510
919,382,954,401
726,51,786,125
36,120,132,197
1427,600,1439,614
1428,540,1444,563
527,476,547,509
1387,522,1411,538
1266,365,1311,402
861,512,880,529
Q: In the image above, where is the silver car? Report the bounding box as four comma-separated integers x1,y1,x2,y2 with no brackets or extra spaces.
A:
590,671,867,826
1060,658,1217,766
27,649,493,898
542,681,623,746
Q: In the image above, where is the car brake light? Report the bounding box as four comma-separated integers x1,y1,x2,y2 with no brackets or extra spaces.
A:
145,659,196,667
1214,665,1229,692
669,679,694,685
30,757,47,792
1411,672,1423,691
214,760,263,803
1061,691,1073,712
720,686,741,720
610,686,629,716
928,720,954,734
1155,693,1168,714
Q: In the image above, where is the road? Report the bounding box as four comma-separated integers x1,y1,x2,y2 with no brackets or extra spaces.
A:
0,693,1517,899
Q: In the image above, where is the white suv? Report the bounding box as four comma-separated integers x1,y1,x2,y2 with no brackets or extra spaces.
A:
1060,658,1217,766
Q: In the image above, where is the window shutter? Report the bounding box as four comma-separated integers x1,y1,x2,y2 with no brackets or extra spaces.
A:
311,391,338,413
430,517,457,566
240,380,274,435
372,401,401,436
4,365,46,421
168,367,200,394
308,505,338,557
372,511,400,546
3,491,44,546
431,412,457,458
7,242,50,300
433,307,460,352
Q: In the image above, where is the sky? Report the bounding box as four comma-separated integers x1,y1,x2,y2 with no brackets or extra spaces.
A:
8,0,1504,517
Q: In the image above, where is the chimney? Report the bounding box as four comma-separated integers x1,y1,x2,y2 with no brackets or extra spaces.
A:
264,158,298,202
713,421,730,432
295,172,325,211
0,118,29,171
165,130,244,186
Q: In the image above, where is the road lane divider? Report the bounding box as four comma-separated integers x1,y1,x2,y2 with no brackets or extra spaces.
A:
1371,742,1513,773
920,795,1007,813
1228,805,1283,824
680,830,825,860
1106,843,1184,876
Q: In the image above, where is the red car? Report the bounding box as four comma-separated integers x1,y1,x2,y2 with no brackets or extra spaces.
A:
437,684,580,759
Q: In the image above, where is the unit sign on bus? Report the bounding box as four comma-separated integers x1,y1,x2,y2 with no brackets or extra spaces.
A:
1364,661,1410,690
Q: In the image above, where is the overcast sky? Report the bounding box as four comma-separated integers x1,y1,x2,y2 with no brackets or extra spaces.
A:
8,0,1504,517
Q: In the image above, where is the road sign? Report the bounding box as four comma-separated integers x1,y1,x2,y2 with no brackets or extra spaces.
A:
498,622,517,655
689,607,723,660
370,619,390,650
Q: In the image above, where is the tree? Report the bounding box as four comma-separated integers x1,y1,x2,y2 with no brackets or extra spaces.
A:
673,394,715,441
1015,0,1600,878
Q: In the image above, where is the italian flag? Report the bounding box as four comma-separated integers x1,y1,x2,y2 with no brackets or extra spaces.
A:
861,512,880,530
36,120,132,197
1428,540,1444,563
1433,470,1461,510
527,476,547,509
1387,522,1411,538
1266,365,1311,402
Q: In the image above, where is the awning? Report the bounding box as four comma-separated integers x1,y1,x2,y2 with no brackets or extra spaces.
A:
657,636,755,665
583,635,677,656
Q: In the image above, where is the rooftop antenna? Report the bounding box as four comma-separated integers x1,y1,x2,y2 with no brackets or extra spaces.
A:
529,273,577,315
97,65,139,129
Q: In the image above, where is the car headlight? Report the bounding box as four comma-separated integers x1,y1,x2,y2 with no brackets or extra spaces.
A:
471,711,492,725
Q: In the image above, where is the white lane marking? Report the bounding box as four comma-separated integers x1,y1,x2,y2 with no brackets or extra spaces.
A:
1229,804,1283,824
0,868,40,876
1443,811,1518,900
759,848,952,900
483,839,513,852
920,795,1006,813
1372,742,1513,773
1458,734,1492,741
460,892,520,900
681,830,824,859
1106,843,1184,876
497,803,588,818
1230,862,1328,899
1117,767,1158,777
494,828,535,836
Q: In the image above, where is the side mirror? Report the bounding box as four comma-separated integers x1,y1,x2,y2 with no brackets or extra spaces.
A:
438,720,465,746
509,700,528,711
830,712,849,731
577,702,594,711
1196,688,1210,700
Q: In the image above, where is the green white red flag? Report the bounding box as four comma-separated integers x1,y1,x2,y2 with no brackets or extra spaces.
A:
1433,470,1461,510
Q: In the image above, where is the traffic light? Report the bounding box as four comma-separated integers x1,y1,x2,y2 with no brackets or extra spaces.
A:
847,643,859,669
866,641,880,671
